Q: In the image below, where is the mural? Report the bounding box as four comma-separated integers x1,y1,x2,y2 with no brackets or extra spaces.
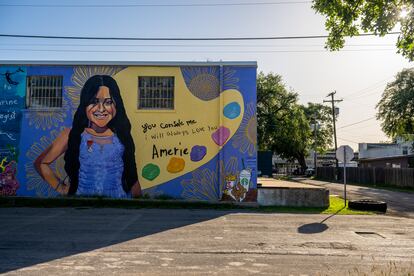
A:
6,64,257,202
26,98,68,131
65,66,125,115
34,75,140,198
0,66,25,196
25,129,66,197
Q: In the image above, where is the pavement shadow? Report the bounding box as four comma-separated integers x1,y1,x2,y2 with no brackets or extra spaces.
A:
0,207,236,273
297,222,328,234
297,207,345,234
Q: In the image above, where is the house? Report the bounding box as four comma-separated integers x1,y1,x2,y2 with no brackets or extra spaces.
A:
358,139,414,168
0,61,257,202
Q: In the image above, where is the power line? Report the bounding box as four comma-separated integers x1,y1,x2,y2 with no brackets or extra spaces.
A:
0,48,396,54
338,117,376,129
342,76,394,100
347,89,384,102
0,32,401,41
0,42,396,48
0,1,312,8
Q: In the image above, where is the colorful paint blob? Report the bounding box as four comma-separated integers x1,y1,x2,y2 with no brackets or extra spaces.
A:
211,126,230,146
223,102,241,119
142,163,160,181
167,157,185,173
190,145,207,162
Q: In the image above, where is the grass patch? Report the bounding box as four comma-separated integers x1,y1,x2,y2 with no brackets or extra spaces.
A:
258,196,373,215
273,174,293,181
0,195,374,215
322,196,373,215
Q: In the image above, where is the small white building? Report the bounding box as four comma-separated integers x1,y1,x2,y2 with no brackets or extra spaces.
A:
358,138,414,168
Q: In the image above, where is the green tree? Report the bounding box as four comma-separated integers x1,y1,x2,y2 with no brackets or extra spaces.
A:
301,103,334,154
312,0,414,61
257,72,297,150
257,72,311,170
377,68,414,138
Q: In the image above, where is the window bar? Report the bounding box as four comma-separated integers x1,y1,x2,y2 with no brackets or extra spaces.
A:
161,83,165,108
147,77,149,108
151,77,154,109
158,80,162,108
48,77,51,107
157,78,159,108
151,78,153,109
55,76,58,107
57,77,60,107
143,78,146,109
144,78,147,109
41,76,45,108
31,77,35,108
34,77,38,107
47,76,51,108
163,80,166,108
55,77,58,108
35,77,39,107
169,78,172,109
28,77,31,108
44,76,48,108
52,76,56,107
34,77,37,108
138,78,141,109
27,77,30,108
138,78,140,109
171,77,173,108
38,76,41,108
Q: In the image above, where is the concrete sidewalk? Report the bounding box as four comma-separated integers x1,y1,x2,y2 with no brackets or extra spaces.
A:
1,208,413,275
293,177,414,218
258,177,324,189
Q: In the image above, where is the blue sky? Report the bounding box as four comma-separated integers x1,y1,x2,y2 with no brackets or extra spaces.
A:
0,0,412,150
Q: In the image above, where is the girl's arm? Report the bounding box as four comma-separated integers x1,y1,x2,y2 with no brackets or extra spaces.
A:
34,128,71,194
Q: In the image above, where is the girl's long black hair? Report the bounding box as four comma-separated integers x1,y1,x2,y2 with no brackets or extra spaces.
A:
64,75,138,195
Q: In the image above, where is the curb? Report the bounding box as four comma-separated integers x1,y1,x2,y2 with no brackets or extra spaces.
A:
0,196,259,210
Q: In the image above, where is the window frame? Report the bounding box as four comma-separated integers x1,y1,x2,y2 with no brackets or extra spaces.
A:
137,76,175,111
26,75,64,110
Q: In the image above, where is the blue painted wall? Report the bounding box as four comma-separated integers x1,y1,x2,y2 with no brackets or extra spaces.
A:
0,64,257,201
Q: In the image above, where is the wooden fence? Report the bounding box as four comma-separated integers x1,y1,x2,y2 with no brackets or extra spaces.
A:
316,167,414,188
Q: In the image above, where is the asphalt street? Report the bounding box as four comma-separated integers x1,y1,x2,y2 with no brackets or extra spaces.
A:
1,207,413,275
293,177,414,218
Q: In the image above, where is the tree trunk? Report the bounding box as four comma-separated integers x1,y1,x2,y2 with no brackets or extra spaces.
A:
296,154,307,174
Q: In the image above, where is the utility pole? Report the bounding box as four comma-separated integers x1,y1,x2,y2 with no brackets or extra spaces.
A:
324,91,342,179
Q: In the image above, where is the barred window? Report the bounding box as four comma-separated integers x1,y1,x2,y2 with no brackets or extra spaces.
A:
27,76,63,108
138,76,174,110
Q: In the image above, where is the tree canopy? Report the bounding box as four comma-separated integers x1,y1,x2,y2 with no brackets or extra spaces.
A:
377,68,414,139
312,0,414,61
257,72,334,170
302,103,334,154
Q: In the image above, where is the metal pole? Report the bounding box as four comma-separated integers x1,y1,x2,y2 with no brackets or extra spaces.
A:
343,146,347,207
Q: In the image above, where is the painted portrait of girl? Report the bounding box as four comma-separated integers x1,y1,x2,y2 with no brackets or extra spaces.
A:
35,75,141,198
